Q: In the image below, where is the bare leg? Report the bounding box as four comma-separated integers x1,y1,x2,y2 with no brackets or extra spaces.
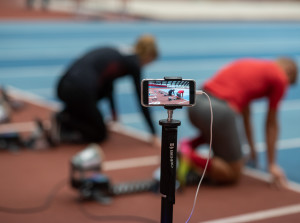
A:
208,157,243,184
179,135,243,185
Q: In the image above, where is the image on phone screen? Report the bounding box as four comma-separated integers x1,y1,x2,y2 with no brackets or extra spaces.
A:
147,80,193,106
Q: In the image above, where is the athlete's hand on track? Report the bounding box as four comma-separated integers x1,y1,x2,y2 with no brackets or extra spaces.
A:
269,164,288,189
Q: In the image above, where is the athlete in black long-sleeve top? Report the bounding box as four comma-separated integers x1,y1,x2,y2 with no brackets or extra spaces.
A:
52,35,159,144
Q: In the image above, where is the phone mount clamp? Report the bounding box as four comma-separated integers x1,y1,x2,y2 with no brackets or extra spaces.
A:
159,77,182,223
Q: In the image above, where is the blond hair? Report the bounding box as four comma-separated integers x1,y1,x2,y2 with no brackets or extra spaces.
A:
134,34,159,62
276,57,298,85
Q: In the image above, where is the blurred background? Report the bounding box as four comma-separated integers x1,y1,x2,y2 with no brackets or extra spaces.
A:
1,0,300,21
1,0,300,180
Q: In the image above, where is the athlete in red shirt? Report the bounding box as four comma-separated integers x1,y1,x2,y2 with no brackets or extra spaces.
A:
178,90,184,98
204,58,288,113
178,58,298,188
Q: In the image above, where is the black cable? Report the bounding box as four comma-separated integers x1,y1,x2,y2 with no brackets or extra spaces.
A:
79,202,159,223
0,178,67,214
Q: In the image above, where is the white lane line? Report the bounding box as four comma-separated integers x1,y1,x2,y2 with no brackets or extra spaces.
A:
6,86,60,111
2,122,300,195
243,167,300,194
2,119,300,153
0,122,36,134
103,155,160,171
201,203,300,223
252,137,300,152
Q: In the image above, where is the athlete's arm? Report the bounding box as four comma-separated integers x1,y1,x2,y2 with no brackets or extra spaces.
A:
132,73,156,135
242,105,257,166
266,108,288,188
107,85,118,121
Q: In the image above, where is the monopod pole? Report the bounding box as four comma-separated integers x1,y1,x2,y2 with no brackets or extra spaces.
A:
159,109,181,223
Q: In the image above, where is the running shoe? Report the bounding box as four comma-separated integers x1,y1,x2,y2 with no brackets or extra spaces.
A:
177,138,193,187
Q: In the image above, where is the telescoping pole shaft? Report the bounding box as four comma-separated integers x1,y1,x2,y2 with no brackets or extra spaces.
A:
159,115,181,223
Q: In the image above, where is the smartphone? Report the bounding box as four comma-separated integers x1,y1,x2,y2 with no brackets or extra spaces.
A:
141,78,196,107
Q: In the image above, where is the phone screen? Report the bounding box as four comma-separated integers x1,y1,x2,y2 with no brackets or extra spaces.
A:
142,79,195,107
